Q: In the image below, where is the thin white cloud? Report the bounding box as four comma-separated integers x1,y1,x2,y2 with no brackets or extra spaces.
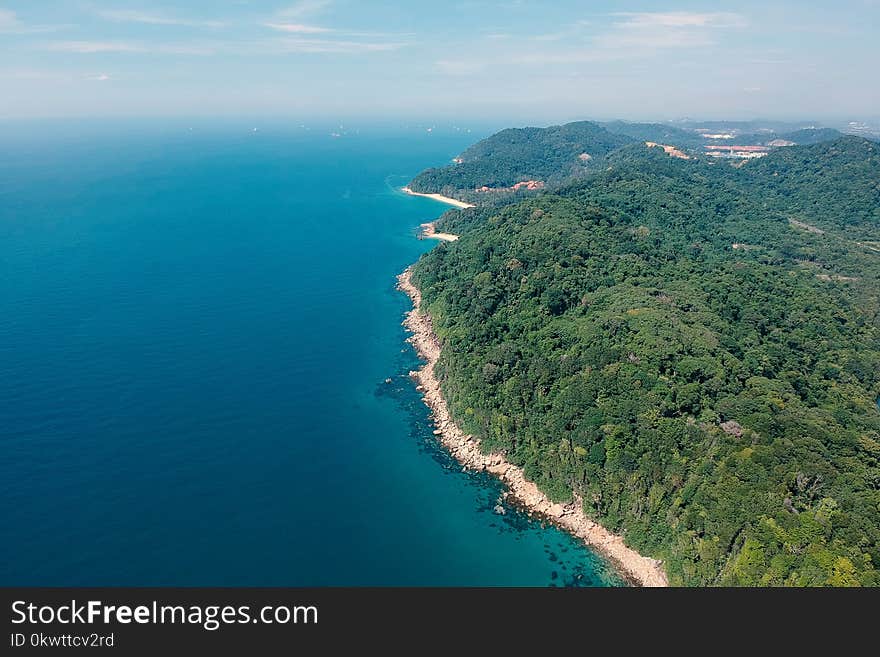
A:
0,8,69,34
264,23,333,34
262,22,406,39
508,11,747,66
1,68,111,83
268,37,405,54
48,41,143,53
46,41,215,55
529,20,592,42
43,37,402,57
0,8,21,31
512,50,628,65
263,1,410,49
593,30,715,50
44,0,402,61
590,12,746,50
262,2,409,52
612,12,747,29
531,32,568,42
0,68,60,80
96,9,224,29
155,43,216,55
435,59,487,75
278,1,332,19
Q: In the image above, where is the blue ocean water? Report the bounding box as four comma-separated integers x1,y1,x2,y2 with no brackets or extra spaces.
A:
0,121,620,586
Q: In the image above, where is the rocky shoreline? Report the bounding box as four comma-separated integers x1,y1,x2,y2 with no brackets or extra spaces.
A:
398,267,669,588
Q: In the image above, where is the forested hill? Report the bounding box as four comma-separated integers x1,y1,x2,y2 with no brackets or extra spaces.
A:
411,135,880,586
599,121,706,148
733,136,880,233
407,120,847,205
776,127,844,145
408,121,633,200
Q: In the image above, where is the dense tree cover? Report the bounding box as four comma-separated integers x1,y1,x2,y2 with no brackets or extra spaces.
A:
776,128,844,145
411,137,880,586
410,120,849,204
408,121,632,199
731,137,880,236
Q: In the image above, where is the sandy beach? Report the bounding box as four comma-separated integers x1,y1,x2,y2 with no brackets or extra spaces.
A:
419,222,459,242
401,186,475,209
398,267,669,587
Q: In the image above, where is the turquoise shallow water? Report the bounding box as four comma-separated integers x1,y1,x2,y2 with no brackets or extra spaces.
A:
0,121,621,586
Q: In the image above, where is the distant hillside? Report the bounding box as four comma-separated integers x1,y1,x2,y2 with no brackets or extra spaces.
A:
674,119,815,133
776,127,843,145
730,127,843,147
408,120,849,204
600,121,705,148
408,121,633,200
735,136,879,232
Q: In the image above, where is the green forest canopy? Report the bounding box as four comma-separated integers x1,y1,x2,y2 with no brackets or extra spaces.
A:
410,133,880,586
408,121,633,198
409,120,846,204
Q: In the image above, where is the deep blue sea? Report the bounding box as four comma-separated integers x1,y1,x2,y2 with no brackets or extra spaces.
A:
0,121,620,586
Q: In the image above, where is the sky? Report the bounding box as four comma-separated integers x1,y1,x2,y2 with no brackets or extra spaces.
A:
1,0,878,123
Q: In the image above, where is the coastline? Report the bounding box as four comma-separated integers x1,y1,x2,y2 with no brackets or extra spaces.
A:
419,221,459,242
401,186,475,209
397,267,669,588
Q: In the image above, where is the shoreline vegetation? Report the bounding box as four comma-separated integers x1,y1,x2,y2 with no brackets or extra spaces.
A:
398,267,669,587
401,186,475,209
